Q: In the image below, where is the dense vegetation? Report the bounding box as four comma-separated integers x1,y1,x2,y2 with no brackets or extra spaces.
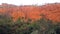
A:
0,14,60,34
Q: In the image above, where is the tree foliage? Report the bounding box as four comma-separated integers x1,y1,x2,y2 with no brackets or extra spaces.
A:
0,14,60,34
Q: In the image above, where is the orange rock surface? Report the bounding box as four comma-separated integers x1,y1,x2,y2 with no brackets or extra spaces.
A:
0,3,60,22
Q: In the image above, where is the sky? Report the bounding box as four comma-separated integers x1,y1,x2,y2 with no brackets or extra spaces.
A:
0,0,60,5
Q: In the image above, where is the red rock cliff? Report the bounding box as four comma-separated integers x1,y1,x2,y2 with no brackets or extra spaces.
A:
0,3,60,22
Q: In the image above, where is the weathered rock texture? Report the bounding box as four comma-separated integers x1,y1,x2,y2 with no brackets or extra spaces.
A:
0,3,60,22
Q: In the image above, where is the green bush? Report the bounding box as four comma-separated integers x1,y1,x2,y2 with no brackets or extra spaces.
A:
0,15,38,34
0,14,60,34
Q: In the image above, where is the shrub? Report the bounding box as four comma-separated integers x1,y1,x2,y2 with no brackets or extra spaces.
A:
0,14,60,34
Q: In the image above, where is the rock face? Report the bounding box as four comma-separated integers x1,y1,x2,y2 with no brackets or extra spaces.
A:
0,3,60,22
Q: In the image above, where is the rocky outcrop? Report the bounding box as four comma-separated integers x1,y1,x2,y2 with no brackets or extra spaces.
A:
0,3,60,22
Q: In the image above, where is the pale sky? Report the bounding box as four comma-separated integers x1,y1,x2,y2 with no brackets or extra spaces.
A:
0,0,60,5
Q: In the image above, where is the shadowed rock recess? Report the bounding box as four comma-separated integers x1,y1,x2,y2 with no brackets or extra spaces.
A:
0,3,60,34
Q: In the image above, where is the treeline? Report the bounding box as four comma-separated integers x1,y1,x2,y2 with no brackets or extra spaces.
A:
0,14,60,34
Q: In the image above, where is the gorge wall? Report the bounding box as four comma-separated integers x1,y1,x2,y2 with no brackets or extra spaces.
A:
0,3,60,22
